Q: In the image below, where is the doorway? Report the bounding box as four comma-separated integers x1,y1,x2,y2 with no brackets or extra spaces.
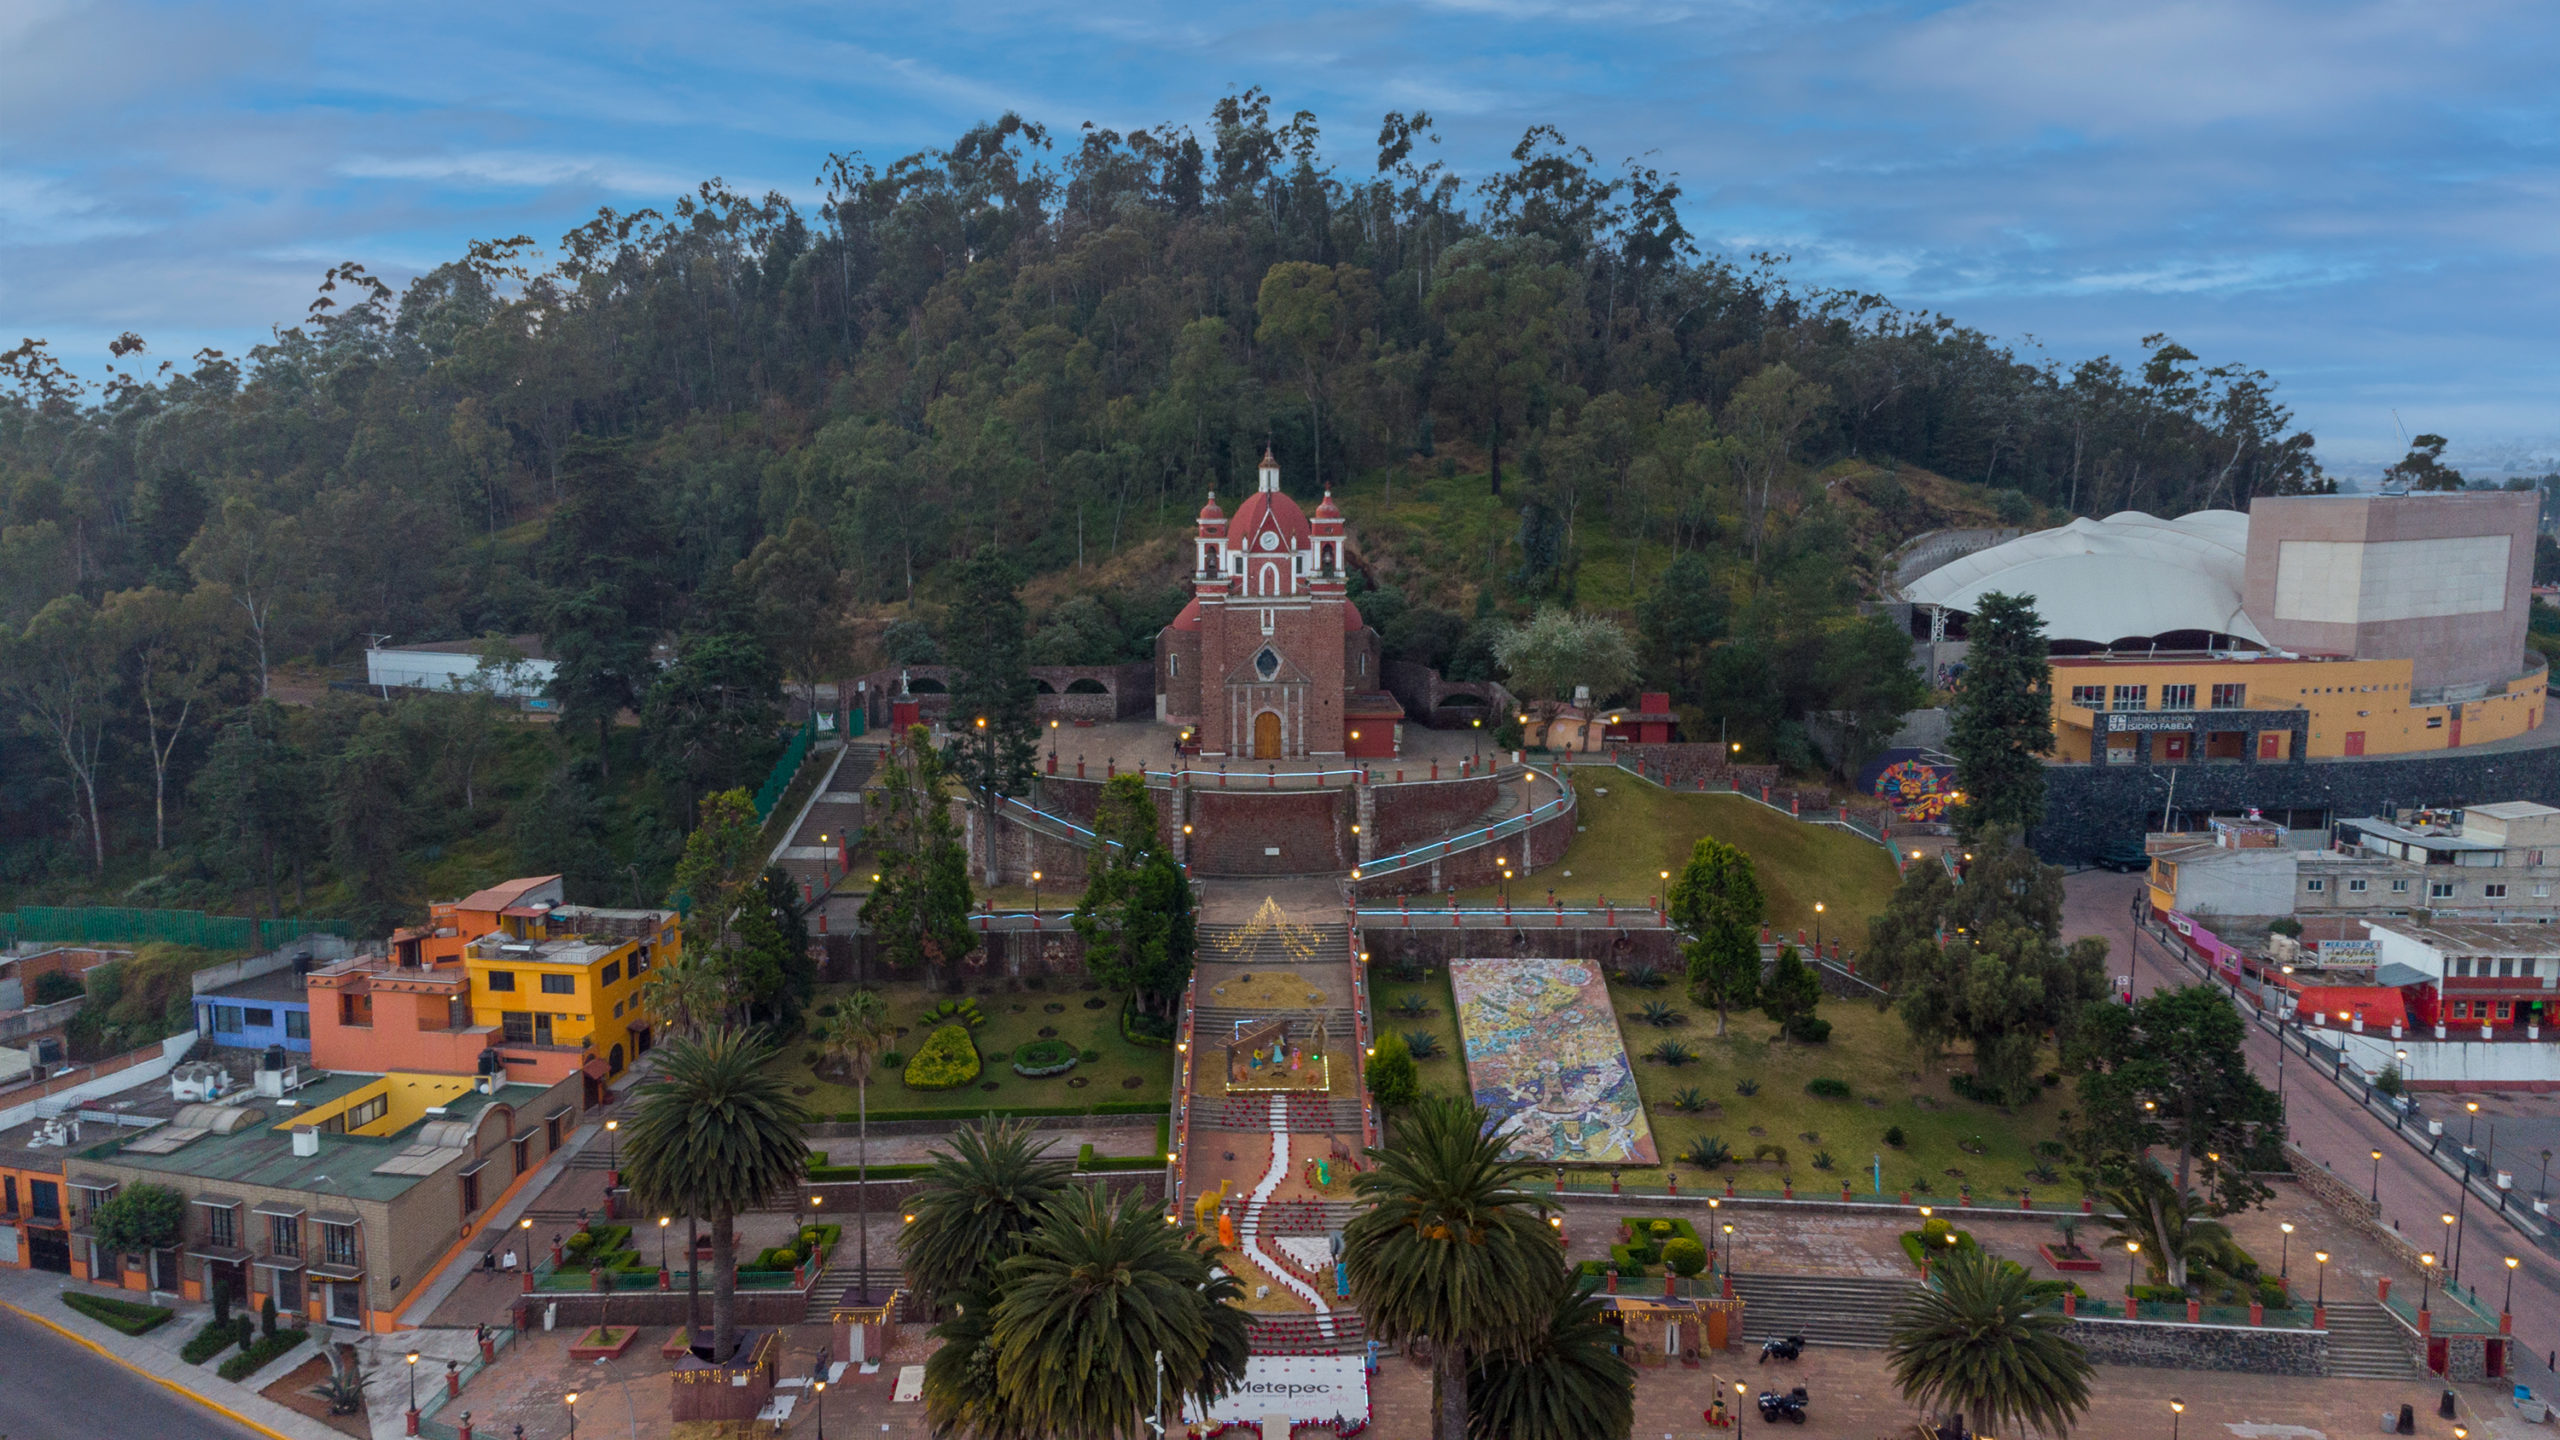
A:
25,1228,69,1274
1253,711,1282,759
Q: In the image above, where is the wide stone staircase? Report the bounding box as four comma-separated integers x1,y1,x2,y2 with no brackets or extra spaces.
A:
1727,1274,1919,1348
801,1251,903,1324
2321,1302,2420,1379
1196,920,1352,968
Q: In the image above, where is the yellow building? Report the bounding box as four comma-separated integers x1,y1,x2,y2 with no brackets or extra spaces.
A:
2051,653,2545,765
462,903,679,1079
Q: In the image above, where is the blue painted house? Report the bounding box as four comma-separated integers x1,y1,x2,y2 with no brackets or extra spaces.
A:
194,969,311,1054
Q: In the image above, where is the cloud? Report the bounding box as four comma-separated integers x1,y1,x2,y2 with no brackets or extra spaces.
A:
336,152,698,195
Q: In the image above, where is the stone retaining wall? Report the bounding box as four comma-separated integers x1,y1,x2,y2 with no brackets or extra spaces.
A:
2060,1316,2328,1375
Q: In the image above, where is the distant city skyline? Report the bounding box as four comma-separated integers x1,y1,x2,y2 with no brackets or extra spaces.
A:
4,0,2552,478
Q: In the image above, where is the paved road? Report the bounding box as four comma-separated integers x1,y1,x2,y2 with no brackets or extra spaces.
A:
2063,868,2560,1375
0,1305,266,1440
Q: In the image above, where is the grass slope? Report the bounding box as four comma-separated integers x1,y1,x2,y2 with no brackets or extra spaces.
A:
771,979,1172,1117
1458,780,1901,941
1369,963,2064,1196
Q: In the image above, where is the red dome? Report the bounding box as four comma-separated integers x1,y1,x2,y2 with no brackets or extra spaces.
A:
1314,489,1343,522
1196,492,1225,524
1228,488,1311,549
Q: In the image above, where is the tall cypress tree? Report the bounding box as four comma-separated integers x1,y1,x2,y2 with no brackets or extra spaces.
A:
942,546,1039,884
1946,591,2053,841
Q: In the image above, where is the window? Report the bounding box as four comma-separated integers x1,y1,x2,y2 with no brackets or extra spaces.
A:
272,1268,302,1311
2524,959,2541,977
2431,881,2456,899
284,1010,308,1040
268,1215,300,1258
345,1095,388,1130
613,1001,624,1018
2162,683,2196,709
460,1160,488,1215
1253,647,1281,682
2111,685,2149,711
628,948,651,977
2348,878,2368,893
2305,879,2325,893
2391,879,2410,894
485,971,516,993
29,1180,61,1224
1168,653,1179,678
203,1202,234,1248
513,1135,533,1172
502,1012,534,1043
321,1224,358,1268
2497,1001,2514,1021
2453,1000,2472,1019
2070,685,2106,708
2486,884,2509,898
214,1005,243,1034
2,1176,14,1217
601,961,621,987
2539,884,2552,899
2499,958,2516,977
2428,716,2445,729
2211,683,2247,709
2455,957,2473,977
540,973,576,996
242,1007,274,1029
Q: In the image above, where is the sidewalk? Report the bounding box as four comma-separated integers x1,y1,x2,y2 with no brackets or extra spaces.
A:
0,1265,347,1440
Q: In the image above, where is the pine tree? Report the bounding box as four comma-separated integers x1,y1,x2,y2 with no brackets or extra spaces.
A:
1945,591,2053,841
1667,837,1762,1035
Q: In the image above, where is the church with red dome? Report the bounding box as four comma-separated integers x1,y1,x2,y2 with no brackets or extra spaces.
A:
1154,450,1404,759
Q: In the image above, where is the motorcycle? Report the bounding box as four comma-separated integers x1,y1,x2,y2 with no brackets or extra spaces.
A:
1758,1334,1805,1363
1757,1386,1809,1425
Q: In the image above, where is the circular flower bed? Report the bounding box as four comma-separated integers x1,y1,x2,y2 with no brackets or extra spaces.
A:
1012,1039,1079,1077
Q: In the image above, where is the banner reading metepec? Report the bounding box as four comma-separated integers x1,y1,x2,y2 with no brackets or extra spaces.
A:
1181,1355,1369,1427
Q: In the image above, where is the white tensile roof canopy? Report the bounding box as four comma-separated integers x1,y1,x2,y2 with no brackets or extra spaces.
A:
1901,510,2265,647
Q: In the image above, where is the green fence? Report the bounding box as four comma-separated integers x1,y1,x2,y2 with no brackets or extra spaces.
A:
753,717,820,821
0,907,354,952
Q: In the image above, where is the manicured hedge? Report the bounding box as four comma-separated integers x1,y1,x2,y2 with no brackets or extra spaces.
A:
216,1327,308,1381
1012,1039,1078,1077
807,1162,932,1182
61,1291,174,1336
829,1098,1168,1124
902,1023,982,1090
1075,1142,1168,1173
182,1314,252,1365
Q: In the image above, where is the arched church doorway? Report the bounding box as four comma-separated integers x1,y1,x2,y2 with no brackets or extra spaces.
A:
1253,710,1282,759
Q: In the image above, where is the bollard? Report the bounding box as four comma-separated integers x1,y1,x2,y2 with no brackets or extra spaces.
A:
2377,1277,2392,1303
2186,1299,2201,1324
2250,1302,2264,1327
1606,1271,1617,1294
1268,767,1277,788
1431,760,1439,779
458,1415,474,1440
1078,757,1086,778
2064,1293,2076,1317
447,1361,462,1398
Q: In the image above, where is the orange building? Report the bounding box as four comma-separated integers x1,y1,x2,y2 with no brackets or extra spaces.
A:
306,876,676,1091
2052,652,2544,765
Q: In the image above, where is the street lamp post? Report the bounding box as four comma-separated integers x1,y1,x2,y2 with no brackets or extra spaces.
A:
405,1349,420,1436
2278,1221,2293,1279
1813,902,1825,952
813,1375,827,1440
517,1216,534,1278
2371,1149,2384,1204
1471,717,1481,763
2171,1397,2185,1440
2504,1255,2522,1321
2419,1252,2439,1316
2313,1250,2329,1310
1031,870,1042,914
564,1390,579,1440
2127,1239,2142,1287
604,1118,619,1188
658,1215,671,1277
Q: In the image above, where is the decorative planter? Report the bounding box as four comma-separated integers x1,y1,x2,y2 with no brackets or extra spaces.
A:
2038,1244,2104,1274
570,1325,638,1361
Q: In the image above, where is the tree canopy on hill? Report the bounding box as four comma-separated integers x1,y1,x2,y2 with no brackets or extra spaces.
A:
0,91,2341,897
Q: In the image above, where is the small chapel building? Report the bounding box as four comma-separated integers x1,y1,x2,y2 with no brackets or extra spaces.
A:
1154,451,1403,759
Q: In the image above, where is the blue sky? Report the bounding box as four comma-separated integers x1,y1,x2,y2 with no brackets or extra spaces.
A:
5,0,2554,474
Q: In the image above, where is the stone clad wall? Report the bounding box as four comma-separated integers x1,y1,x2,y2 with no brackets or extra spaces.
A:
1370,775,1499,853
1187,789,1352,876
2059,1317,2328,1375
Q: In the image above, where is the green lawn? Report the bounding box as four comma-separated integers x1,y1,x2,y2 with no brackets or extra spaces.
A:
1461,782,1902,942
1368,961,2068,1198
771,980,1174,1119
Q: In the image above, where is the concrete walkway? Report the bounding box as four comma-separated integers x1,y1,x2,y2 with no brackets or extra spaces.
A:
0,1264,348,1440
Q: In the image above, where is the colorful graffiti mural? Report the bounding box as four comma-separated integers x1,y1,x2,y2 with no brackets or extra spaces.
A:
1862,748,1957,821
1449,958,1658,1166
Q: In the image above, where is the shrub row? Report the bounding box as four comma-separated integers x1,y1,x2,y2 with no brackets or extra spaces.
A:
216,1327,309,1382
60,1290,174,1336
182,1314,253,1365
827,1098,1166,1124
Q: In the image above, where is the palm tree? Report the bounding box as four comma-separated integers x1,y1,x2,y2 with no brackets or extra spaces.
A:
1887,1248,2092,1439
2095,1161,2243,1290
814,988,894,1303
1345,1096,1557,1440
1462,1266,1634,1440
619,1027,811,1362
898,1117,1073,1301
951,1187,1249,1440
637,951,731,1039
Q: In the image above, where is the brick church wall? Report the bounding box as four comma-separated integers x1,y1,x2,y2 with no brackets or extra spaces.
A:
1186,789,1352,875
1370,775,1498,852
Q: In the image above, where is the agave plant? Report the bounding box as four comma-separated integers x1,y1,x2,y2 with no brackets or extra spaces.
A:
1403,1030,1443,1059
1679,1136,1734,1169
1645,1040,1697,1066
1734,1077,1761,1097
1636,1000,1685,1028
1393,992,1431,1019
1669,1086,1709,1114
1811,1151,1836,1172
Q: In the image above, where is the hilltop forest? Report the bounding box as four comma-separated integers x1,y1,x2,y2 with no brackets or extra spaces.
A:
0,92,2342,928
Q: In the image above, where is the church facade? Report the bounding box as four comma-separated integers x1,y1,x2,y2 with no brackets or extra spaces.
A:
1154,451,1400,759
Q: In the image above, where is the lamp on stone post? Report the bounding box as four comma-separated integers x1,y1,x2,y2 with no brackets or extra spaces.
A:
1813,902,1825,953
2419,1252,2439,1319
2441,1213,2458,1290
2278,1221,2293,1280
2126,1239,2142,1288
2503,1255,2522,1331
2313,1249,2330,1324
604,1118,619,1189
658,1216,671,1280
2370,1149,2384,1203
1031,870,1043,915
